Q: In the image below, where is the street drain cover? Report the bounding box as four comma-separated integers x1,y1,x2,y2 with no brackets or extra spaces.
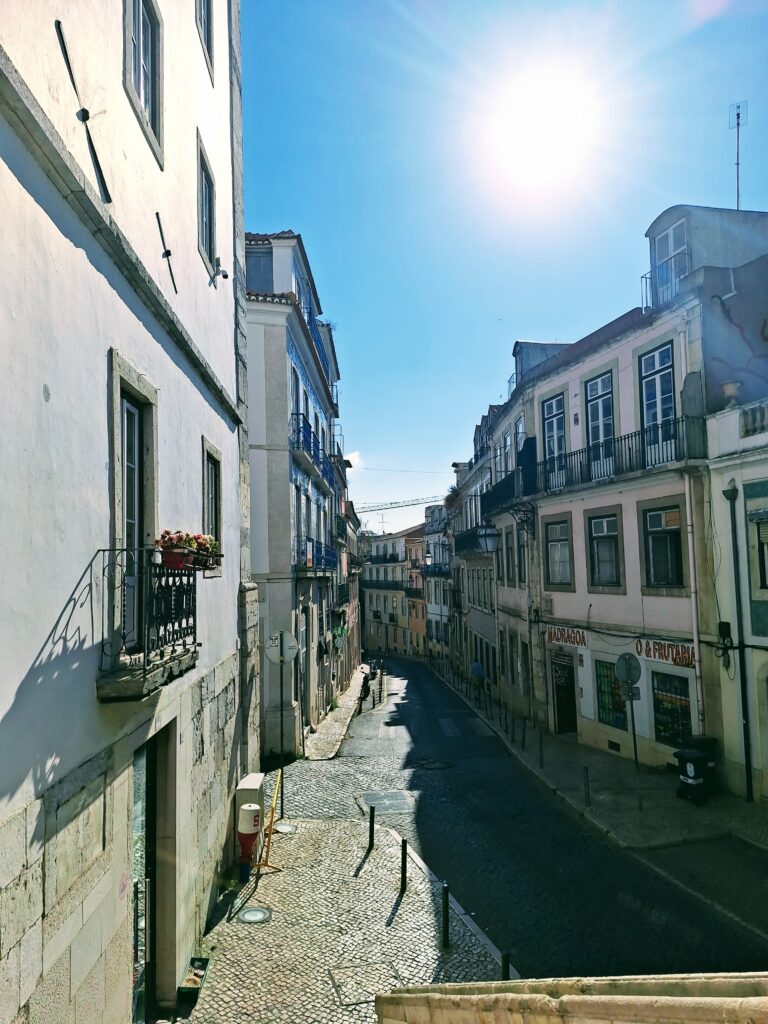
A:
411,758,454,771
358,790,416,814
238,906,271,924
274,822,297,834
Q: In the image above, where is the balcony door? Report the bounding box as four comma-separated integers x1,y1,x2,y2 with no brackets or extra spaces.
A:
586,372,614,480
122,395,143,649
640,343,676,467
543,395,565,489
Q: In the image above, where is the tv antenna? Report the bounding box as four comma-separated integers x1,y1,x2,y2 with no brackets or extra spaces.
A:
729,100,748,210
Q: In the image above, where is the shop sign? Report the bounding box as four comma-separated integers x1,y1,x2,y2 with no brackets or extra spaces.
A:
547,625,587,648
635,638,696,667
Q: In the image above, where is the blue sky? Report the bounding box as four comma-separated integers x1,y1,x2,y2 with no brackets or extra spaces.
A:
242,0,768,533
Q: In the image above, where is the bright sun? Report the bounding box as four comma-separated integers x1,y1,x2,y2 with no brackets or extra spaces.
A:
473,58,605,207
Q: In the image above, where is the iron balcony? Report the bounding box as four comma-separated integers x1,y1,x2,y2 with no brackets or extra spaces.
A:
295,536,338,574
290,414,336,494
360,578,406,591
98,548,198,701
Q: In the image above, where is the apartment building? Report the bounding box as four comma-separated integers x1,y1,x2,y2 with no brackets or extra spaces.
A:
423,505,451,664
473,205,768,797
361,526,423,658
0,3,256,1019
245,231,359,756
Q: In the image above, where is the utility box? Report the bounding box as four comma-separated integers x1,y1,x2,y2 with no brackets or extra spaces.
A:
235,773,265,861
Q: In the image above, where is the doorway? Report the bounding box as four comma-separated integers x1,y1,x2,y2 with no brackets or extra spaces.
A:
132,725,177,1022
551,653,577,733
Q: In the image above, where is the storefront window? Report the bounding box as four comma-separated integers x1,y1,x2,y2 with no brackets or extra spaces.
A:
595,659,627,731
652,671,690,744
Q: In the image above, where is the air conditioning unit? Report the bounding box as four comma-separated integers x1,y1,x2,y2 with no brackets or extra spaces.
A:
236,773,265,862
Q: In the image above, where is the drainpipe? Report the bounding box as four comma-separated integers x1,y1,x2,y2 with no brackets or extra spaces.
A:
723,482,754,802
679,326,705,732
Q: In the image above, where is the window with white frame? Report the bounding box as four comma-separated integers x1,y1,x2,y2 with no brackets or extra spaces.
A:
546,521,571,585
125,0,163,159
644,507,683,587
588,514,620,586
515,416,526,452
503,430,512,472
196,0,213,69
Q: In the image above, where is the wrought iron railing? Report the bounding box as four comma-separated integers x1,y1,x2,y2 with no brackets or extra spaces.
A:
405,586,422,599
100,548,197,678
641,250,691,309
422,563,452,577
372,609,382,620
533,416,706,494
290,412,321,464
335,582,350,607
370,553,399,564
360,579,406,591
388,613,398,624
306,307,331,383
295,536,339,571
454,526,487,555
334,514,347,541
481,469,522,518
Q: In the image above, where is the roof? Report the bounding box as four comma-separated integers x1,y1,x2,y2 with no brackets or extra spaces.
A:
245,230,323,314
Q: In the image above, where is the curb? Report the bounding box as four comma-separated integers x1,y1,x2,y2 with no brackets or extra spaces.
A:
379,825,519,979
305,668,366,761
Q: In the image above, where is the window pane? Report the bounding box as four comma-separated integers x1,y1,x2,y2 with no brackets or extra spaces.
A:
652,672,690,744
595,660,627,731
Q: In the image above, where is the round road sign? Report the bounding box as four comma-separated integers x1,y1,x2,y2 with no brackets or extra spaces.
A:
615,652,641,684
265,632,299,665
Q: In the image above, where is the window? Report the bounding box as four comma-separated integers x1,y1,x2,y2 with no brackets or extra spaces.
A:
196,0,213,73
505,528,516,587
654,219,688,304
509,632,518,688
542,395,565,486
124,0,163,160
499,630,507,679
585,372,614,479
517,527,527,586
640,342,676,466
757,520,768,589
495,543,504,586
589,515,619,586
644,507,683,586
652,671,691,745
515,416,525,452
595,660,627,731
202,439,222,557
198,137,216,272
546,522,570,585
503,430,512,472
494,442,502,480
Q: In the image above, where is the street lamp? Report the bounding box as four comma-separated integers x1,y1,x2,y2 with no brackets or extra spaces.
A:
476,522,501,555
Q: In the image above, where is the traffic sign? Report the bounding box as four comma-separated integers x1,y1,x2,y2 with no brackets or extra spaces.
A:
615,652,641,684
619,682,642,702
265,632,299,665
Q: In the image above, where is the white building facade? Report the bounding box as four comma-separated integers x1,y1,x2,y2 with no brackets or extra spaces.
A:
245,231,359,758
0,3,259,1021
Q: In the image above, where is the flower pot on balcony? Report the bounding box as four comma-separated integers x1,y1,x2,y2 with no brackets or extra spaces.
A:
161,547,194,570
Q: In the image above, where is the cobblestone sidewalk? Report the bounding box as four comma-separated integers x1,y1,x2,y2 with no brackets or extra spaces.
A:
187,819,498,1024
305,666,386,760
433,666,768,851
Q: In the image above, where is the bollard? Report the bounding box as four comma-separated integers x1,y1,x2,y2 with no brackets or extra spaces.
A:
368,805,375,851
501,951,510,980
511,715,516,744
441,883,450,949
583,766,591,808
539,732,544,769
400,838,407,893
521,717,527,751
372,690,376,708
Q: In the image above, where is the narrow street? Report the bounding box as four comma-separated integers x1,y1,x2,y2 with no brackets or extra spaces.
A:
278,658,768,979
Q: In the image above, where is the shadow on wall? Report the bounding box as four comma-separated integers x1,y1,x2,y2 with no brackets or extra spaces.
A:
0,553,153,810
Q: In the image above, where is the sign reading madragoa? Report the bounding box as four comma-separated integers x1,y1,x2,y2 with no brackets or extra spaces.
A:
546,626,587,648
635,638,696,667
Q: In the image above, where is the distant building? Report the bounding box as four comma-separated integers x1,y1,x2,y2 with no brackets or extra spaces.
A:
245,231,359,757
361,526,424,658
423,505,451,664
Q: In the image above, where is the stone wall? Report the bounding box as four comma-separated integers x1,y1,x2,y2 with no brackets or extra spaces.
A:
0,641,259,1024
376,974,768,1024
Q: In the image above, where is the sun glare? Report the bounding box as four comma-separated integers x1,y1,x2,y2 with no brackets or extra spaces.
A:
473,58,606,208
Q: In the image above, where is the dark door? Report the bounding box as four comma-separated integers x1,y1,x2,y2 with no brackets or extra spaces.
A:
552,654,577,733
132,740,157,1022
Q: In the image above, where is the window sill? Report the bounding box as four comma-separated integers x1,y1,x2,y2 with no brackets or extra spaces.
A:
586,583,627,596
640,585,690,599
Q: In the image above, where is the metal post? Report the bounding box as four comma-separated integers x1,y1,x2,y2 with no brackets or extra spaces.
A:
538,732,544,769
400,838,407,893
501,952,510,980
372,689,376,708
583,766,591,808
441,883,450,949
279,630,285,819
629,695,643,812
368,805,375,851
